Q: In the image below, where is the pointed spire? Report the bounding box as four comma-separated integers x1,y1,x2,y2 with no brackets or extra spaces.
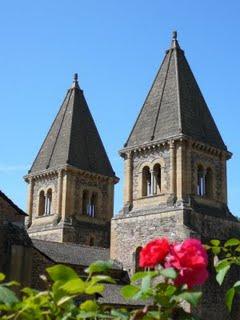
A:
29,74,115,177
71,73,80,89
171,30,180,49
124,33,226,151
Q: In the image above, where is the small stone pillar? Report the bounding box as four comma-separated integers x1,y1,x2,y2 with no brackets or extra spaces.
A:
169,140,176,195
26,177,34,227
123,152,133,209
57,169,63,222
176,140,186,201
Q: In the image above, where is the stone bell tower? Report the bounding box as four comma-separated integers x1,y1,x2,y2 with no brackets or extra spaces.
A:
111,32,240,318
25,74,118,247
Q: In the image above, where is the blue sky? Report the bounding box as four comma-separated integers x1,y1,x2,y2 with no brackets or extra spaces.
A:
0,0,239,216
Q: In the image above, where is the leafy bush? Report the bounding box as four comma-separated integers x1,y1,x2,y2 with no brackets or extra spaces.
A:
208,238,240,312
0,238,210,319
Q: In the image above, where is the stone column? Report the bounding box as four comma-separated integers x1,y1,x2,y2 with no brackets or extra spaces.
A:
150,169,154,195
61,170,69,222
176,140,186,201
221,153,227,204
169,141,176,195
26,177,34,227
107,180,114,220
56,169,63,222
186,140,192,195
123,152,133,207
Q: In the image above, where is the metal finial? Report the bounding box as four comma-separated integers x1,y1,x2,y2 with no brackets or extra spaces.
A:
73,73,78,81
71,73,80,89
172,31,177,40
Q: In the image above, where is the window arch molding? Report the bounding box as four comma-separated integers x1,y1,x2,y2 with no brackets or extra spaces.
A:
195,162,215,199
138,159,165,198
45,188,53,215
38,189,45,216
37,184,55,217
81,188,102,218
152,159,165,194
133,246,143,272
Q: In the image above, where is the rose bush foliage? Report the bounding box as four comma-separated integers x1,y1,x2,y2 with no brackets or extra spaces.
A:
0,237,210,319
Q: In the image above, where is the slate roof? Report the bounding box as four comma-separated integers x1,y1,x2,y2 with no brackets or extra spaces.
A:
0,190,27,216
125,32,226,151
99,284,145,306
30,74,115,177
32,239,121,268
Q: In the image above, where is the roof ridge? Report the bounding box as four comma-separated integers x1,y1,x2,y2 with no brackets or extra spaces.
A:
47,89,73,169
151,48,173,140
29,90,70,173
0,190,27,216
174,48,183,134
124,53,169,147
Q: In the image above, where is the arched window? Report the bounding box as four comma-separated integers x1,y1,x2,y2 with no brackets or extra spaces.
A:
135,247,143,272
82,190,90,215
142,166,152,196
197,166,205,196
153,164,161,194
90,193,98,217
89,237,95,246
45,189,52,215
205,168,213,198
39,191,45,216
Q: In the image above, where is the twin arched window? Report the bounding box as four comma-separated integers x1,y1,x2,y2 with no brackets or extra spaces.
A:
82,190,98,217
134,246,143,272
38,189,52,216
142,164,162,197
197,166,213,198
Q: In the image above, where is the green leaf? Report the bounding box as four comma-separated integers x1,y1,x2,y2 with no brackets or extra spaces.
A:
57,295,74,306
176,291,202,307
215,259,230,272
210,239,220,246
21,287,39,296
47,264,78,282
0,286,19,306
85,284,105,294
0,274,5,282
212,246,221,255
85,260,113,274
120,285,140,299
111,309,129,320
226,287,235,311
78,311,98,319
131,271,157,282
233,280,240,290
224,238,240,247
4,281,20,287
141,274,151,293
160,268,177,279
165,284,177,297
80,300,99,312
60,278,85,294
90,275,115,285
216,265,230,285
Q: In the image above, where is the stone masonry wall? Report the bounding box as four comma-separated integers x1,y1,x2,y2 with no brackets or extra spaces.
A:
0,196,25,225
111,209,192,272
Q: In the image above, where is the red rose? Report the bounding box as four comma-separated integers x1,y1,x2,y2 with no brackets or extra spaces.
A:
139,238,170,268
166,238,208,288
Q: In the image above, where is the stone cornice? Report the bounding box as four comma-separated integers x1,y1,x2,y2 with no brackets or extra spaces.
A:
119,134,231,160
24,164,119,184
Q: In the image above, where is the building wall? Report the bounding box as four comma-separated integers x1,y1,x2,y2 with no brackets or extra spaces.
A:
111,209,192,273
0,196,25,225
27,168,115,247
